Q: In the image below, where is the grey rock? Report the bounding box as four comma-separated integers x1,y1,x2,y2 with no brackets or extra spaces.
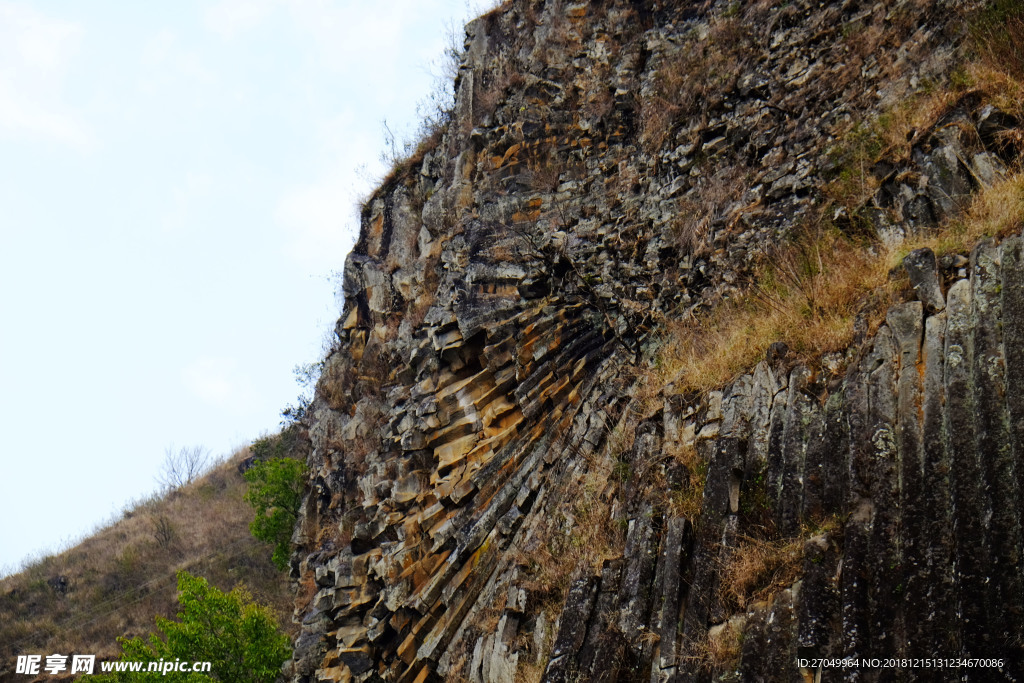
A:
903,247,945,312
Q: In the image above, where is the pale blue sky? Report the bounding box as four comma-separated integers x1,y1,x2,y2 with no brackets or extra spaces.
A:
0,0,491,574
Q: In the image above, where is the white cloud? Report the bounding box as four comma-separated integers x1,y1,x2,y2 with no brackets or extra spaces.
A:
141,28,177,64
286,0,401,66
181,171,215,195
276,170,362,271
140,29,217,90
204,0,277,39
160,171,216,233
0,87,92,147
274,107,378,270
1,3,78,70
183,356,256,413
205,0,451,75
0,2,91,147
226,1,490,270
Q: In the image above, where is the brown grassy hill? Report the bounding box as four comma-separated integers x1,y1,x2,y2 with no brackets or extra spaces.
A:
0,438,302,682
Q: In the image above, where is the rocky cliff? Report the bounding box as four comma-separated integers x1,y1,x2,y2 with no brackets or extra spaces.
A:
287,0,1024,680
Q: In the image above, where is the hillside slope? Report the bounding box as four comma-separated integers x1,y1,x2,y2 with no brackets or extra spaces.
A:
289,0,1024,681
0,443,299,682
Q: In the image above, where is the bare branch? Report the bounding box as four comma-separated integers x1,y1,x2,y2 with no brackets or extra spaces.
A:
157,445,211,491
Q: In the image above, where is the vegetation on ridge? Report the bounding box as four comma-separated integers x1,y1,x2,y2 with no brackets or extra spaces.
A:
84,571,290,683
0,447,297,677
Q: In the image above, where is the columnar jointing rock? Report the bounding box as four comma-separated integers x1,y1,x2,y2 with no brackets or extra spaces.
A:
682,238,1024,680
288,0,1024,681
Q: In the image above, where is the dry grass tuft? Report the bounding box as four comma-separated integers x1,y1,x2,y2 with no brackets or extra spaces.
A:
654,32,1024,397
518,475,620,609
577,65,616,124
666,444,707,521
825,40,1024,213
514,657,545,683
524,152,563,194
937,171,1024,247
516,435,626,613
718,535,804,613
963,62,1024,120
697,618,746,672
824,85,967,211
475,60,526,122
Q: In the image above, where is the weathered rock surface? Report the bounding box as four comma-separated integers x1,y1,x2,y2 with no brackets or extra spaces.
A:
287,0,1024,681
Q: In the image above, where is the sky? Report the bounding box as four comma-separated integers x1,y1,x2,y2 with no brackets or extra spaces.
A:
0,0,493,575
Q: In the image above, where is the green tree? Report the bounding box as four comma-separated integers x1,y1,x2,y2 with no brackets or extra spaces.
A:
244,457,306,571
86,571,290,683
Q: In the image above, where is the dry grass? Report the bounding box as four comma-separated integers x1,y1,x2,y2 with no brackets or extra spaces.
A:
824,85,962,210
524,152,563,194
0,449,296,675
644,19,1024,399
512,616,552,683
641,16,750,151
665,444,707,521
969,0,1024,84
718,535,804,613
655,166,1024,395
693,509,833,670
716,515,839,629
671,164,750,256
962,62,1024,121
516,442,623,612
577,64,616,124
827,24,1024,213
475,60,526,123
372,120,448,203
523,486,618,604
655,225,894,393
696,618,746,672
514,657,545,683
319,339,394,414
650,46,1024,396
928,171,1024,250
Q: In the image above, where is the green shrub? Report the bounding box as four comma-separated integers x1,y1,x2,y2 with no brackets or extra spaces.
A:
244,458,306,571
85,571,290,682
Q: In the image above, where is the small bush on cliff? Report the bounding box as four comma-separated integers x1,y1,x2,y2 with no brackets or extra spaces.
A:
245,457,307,571
84,571,290,683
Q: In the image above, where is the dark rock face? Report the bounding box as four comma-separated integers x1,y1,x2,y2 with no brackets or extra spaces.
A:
904,248,945,313
287,0,1024,681
662,250,1024,679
